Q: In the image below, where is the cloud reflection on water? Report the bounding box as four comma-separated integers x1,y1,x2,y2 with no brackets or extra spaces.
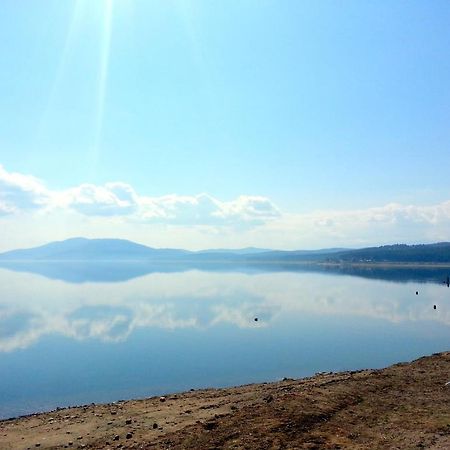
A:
0,268,448,352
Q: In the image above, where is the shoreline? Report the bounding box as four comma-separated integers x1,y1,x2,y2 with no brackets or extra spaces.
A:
1,352,449,449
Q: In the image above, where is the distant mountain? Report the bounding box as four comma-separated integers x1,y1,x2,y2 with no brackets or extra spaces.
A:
0,238,449,264
0,237,191,261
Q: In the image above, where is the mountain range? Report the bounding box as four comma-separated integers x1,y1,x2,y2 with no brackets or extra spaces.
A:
1,237,450,263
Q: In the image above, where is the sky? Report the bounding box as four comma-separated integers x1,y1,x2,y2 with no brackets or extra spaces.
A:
1,0,450,251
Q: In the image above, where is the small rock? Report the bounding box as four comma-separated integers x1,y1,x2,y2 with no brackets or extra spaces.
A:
152,423,158,429
113,435,120,441
203,420,217,430
126,432,133,439
159,396,166,402
35,444,41,448
125,419,132,425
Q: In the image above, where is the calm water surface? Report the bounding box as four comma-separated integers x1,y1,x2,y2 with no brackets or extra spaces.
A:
0,263,449,419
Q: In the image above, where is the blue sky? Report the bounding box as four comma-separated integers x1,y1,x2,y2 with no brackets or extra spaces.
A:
1,0,450,250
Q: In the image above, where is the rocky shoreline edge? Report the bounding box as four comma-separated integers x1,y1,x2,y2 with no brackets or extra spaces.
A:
1,351,449,449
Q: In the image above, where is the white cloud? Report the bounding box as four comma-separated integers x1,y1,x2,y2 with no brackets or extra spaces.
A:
290,201,450,245
0,165,280,227
1,164,450,249
214,195,281,224
0,165,49,214
58,183,139,216
139,193,280,226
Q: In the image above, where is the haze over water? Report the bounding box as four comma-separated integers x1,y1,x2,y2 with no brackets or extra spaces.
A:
1,263,449,419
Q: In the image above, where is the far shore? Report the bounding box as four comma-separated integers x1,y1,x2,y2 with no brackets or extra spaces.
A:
1,351,449,449
3,258,450,268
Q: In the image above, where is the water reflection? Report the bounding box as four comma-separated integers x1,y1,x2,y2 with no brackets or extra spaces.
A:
0,267,449,353
1,259,450,284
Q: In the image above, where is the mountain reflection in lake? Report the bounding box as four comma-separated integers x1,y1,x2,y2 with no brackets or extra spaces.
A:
0,264,449,419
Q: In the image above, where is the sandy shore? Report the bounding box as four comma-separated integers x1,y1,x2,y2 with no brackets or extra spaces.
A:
1,352,449,449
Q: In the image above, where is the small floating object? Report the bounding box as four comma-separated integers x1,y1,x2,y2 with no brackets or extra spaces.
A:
433,305,437,310
416,291,419,295
254,317,258,322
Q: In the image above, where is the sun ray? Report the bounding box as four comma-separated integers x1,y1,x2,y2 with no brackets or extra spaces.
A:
90,0,114,178
36,0,84,141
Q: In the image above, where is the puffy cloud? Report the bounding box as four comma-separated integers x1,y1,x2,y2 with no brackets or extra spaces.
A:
0,165,49,214
59,183,139,216
0,165,280,227
139,193,220,223
303,201,450,244
2,164,450,247
215,195,281,224
139,193,280,226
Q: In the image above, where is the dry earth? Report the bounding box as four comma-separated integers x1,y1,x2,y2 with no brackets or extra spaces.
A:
1,352,449,449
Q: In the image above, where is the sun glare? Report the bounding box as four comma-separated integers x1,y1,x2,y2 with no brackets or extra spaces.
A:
92,0,114,176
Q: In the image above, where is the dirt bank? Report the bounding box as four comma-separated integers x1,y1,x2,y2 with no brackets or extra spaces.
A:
1,352,449,449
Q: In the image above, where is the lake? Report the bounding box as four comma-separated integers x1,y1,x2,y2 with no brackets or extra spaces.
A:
0,262,449,419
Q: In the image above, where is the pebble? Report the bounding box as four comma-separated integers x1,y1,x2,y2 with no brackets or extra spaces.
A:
152,423,158,429
126,432,133,439
125,419,132,425
159,396,166,402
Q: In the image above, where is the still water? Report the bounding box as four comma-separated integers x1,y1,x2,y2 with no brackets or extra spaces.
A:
0,263,449,419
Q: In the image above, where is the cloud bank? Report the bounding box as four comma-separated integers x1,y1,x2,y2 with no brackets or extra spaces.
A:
0,165,279,226
1,164,450,250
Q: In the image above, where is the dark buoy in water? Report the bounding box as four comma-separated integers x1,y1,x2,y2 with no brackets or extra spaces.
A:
434,305,437,310
254,317,258,322
416,291,418,295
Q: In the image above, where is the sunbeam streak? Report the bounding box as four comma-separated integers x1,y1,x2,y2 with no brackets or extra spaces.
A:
91,0,114,177
36,1,83,141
